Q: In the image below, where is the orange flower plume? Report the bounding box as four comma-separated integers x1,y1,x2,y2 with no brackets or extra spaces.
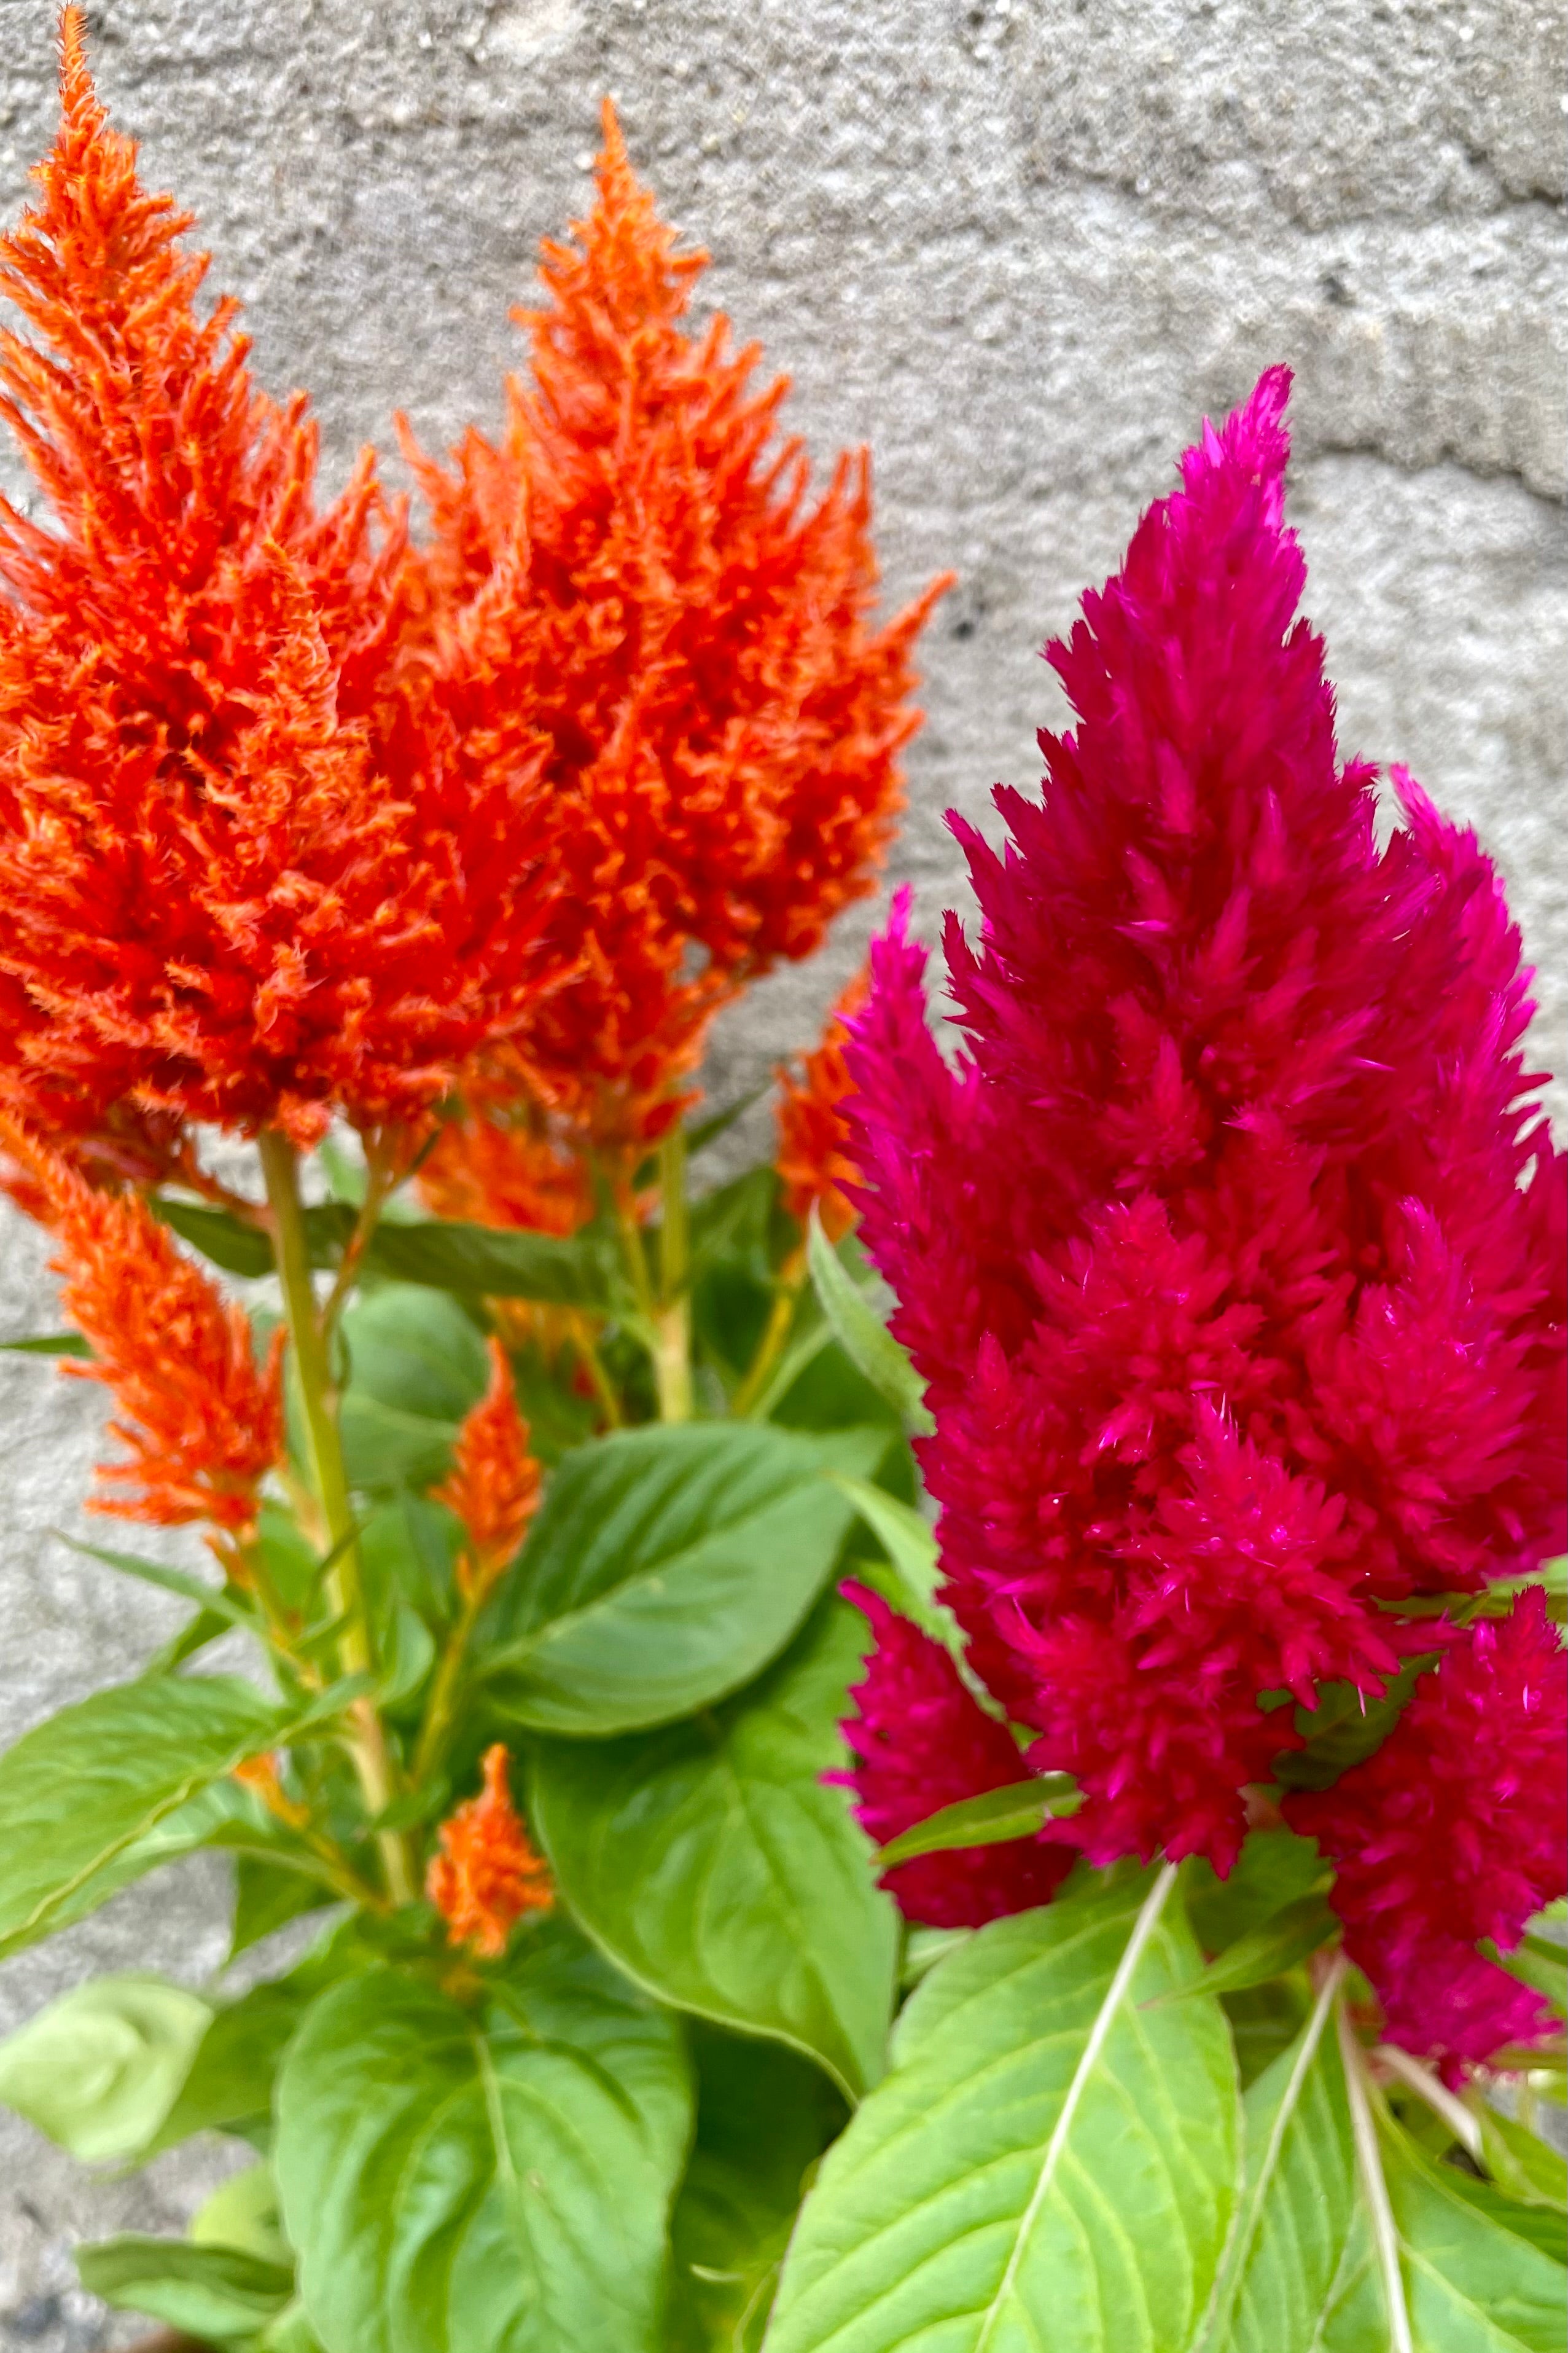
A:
0,12,563,1154
401,102,949,1157
427,1743,553,1957
0,1114,283,1546
417,1108,593,1240
432,1339,542,1599
776,967,870,1243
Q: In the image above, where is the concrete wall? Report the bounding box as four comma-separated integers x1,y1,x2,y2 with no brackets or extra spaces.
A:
0,0,1563,2335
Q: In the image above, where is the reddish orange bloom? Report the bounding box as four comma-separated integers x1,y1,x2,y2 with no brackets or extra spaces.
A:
776,968,870,1244
0,1113,283,1545
432,1339,542,1599
418,1108,593,1239
427,1743,553,1957
0,15,562,1153
402,103,948,1155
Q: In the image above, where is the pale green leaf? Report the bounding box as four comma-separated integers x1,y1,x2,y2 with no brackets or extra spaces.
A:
806,1209,933,1434
77,2234,292,2345
765,1862,1239,2353
0,1674,287,1957
487,1422,886,1736
531,1601,899,2102
0,1975,211,2162
875,1776,1079,1867
1163,1895,1340,2005
276,1925,690,2353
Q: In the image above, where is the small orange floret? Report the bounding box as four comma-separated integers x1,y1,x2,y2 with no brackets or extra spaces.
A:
427,1743,552,1958
401,101,948,1157
0,1113,282,1543
433,1340,542,1599
776,968,870,1244
233,1750,311,1830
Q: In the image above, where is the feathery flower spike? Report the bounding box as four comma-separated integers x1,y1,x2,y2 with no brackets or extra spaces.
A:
432,1339,542,1600
401,101,948,1155
0,1113,282,1548
427,1743,553,1957
1286,1587,1567,2076
834,1583,1075,1928
0,12,564,1153
840,370,1565,2071
776,967,871,1243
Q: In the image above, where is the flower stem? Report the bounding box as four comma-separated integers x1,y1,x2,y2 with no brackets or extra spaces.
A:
731,1259,805,1418
412,1578,486,1790
652,1123,693,1422
257,1128,416,1905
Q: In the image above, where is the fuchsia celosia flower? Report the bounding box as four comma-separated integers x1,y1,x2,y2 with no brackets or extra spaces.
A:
840,366,1566,2070
1287,1588,1566,2075
833,1583,1074,1929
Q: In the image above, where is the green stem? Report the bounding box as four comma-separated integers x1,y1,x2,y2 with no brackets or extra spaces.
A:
569,1315,623,1430
731,1259,805,1418
412,1582,484,1790
257,1129,416,1906
652,1124,693,1422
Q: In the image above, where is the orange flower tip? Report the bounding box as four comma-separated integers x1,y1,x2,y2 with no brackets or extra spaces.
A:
776,965,870,1240
233,1750,311,1831
427,1742,553,1958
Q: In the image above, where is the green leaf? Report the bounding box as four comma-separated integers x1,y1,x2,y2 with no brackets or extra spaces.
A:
1196,1972,1357,2353
669,2024,846,2353
191,2161,292,2264
1482,1924,1568,2019
0,1331,92,1357
806,1208,933,1434
1276,1656,1436,1791
1476,2105,1568,2221
1381,2126,1567,2351
825,1474,946,1631
54,1533,255,1629
0,1975,211,2161
531,1600,899,2104
1164,1893,1340,2004
486,1422,886,1736
230,1854,338,1962
276,1925,690,2353
0,1673,287,1957
152,1193,288,1277
875,1775,1080,1866
365,1216,615,1307
77,2236,293,2346
1185,1828,1330,1955
335,1283,488,1492
765,1862,1240,2353
148,1975,323,2155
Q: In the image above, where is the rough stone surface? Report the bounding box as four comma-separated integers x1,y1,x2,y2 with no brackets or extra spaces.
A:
0,0,1562,2325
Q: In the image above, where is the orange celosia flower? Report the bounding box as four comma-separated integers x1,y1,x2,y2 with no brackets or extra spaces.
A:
776,968,870,1243
0,14,563,1153
401,103,949,1156
0,1113,283,1545
432,1338,542,1599
427,1742,552,1957
417,1108,593,1239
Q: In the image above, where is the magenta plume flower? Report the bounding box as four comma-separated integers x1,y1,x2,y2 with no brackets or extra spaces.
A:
838,367,1565,2064
1287,1589,1567,2075
834,1583,1074,1929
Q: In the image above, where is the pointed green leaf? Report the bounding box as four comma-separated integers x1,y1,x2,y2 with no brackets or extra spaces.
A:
806,1209,933,1434
531,1602,899,2102
0,1975,211,2161
486,1422,886,1735
1164,1894,1340,2005
77,2236,293,2345
875,1775,1079,1867
766,1863,1239,2353
276,1926,690,2353
825,1474,946,1629
0,1331,92,1357
54,1533,255,1629
0,1674,287,1957
1198,1971,1357,2352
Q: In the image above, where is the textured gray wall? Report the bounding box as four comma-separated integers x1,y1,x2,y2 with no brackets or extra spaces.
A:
0,0,1564,2334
